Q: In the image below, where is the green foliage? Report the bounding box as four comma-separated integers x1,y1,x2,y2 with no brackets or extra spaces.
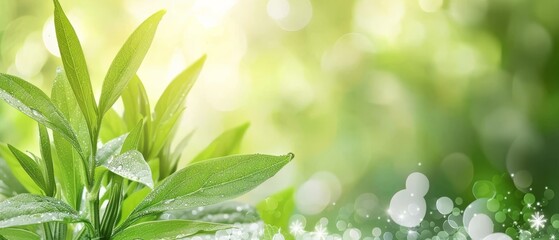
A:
257,188,295,230
0,0,293,239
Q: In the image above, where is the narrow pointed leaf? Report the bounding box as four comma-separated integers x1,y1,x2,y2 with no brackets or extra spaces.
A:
149,108,184,159
0,73,80,151
125,153,294,225
51,69,87,208
100,150,153,189
0,228,40,240
113,220,231,240
0,194,86,228
191,123,249,164
53,0,98,134
98,11,165,117
7,145,47,193
153,56,205,125
38,125,56,197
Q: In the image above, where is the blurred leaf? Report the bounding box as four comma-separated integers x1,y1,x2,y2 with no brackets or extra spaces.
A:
123,153,294,226
38,125,56,197
99,109,127,143
0,194,85,228
256,188,294,229
150,56,206,157
0,157,27,198
0,228,40,240
0,73,80,152
0,145,42,194
121,120,143,154
51,69,87,209
262,224,294,240
122,76,151,130
100,150,153,189
113,220,230,240
165,131,194,176
191,123,250,164
53,0,98,136
7,145,46,194
98,11,165,117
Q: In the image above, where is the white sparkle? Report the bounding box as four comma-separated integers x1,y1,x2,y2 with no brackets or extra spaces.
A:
528,212,547,231
312,224,328,240
289,220,305,236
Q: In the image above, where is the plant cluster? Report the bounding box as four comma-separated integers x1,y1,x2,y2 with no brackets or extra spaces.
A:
0,1,292,239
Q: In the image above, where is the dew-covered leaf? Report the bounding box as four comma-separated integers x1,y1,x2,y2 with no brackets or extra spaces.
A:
0,73,80,151
0,194,85,228
98,10,165,117
100,150,153,189
124,153,293,226
191,123,249,164
113,220,231,240
53,0,98,135
96,133,127,166
51,69,87,209
0,228,40,240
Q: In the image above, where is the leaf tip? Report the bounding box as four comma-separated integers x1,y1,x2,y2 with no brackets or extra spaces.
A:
286,152,295,161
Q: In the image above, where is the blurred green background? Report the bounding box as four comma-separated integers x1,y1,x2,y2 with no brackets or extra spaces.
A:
2,0,559,232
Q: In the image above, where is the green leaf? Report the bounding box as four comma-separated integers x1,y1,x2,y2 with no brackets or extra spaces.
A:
162,201,260,224
163,131,194,177
149,108,184,159
191,123,249,164
256,188,294,229
0,157,27,198
120,187,150,224
98,11,165,117
122,76,151,130
100,150,153,189
124,153,294,226
7,145,47,194
149,56,206,157
51,68,87,209
96,133,127,166
0,145,42,194
0,73,80,152
99,108,128,143
121,120,144,153
53,0,98,135
0,228,40,240
113,220,230,240
0,194,85,228
38,125,56,197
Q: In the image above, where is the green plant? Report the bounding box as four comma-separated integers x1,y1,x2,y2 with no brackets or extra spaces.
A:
0,0,293,239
